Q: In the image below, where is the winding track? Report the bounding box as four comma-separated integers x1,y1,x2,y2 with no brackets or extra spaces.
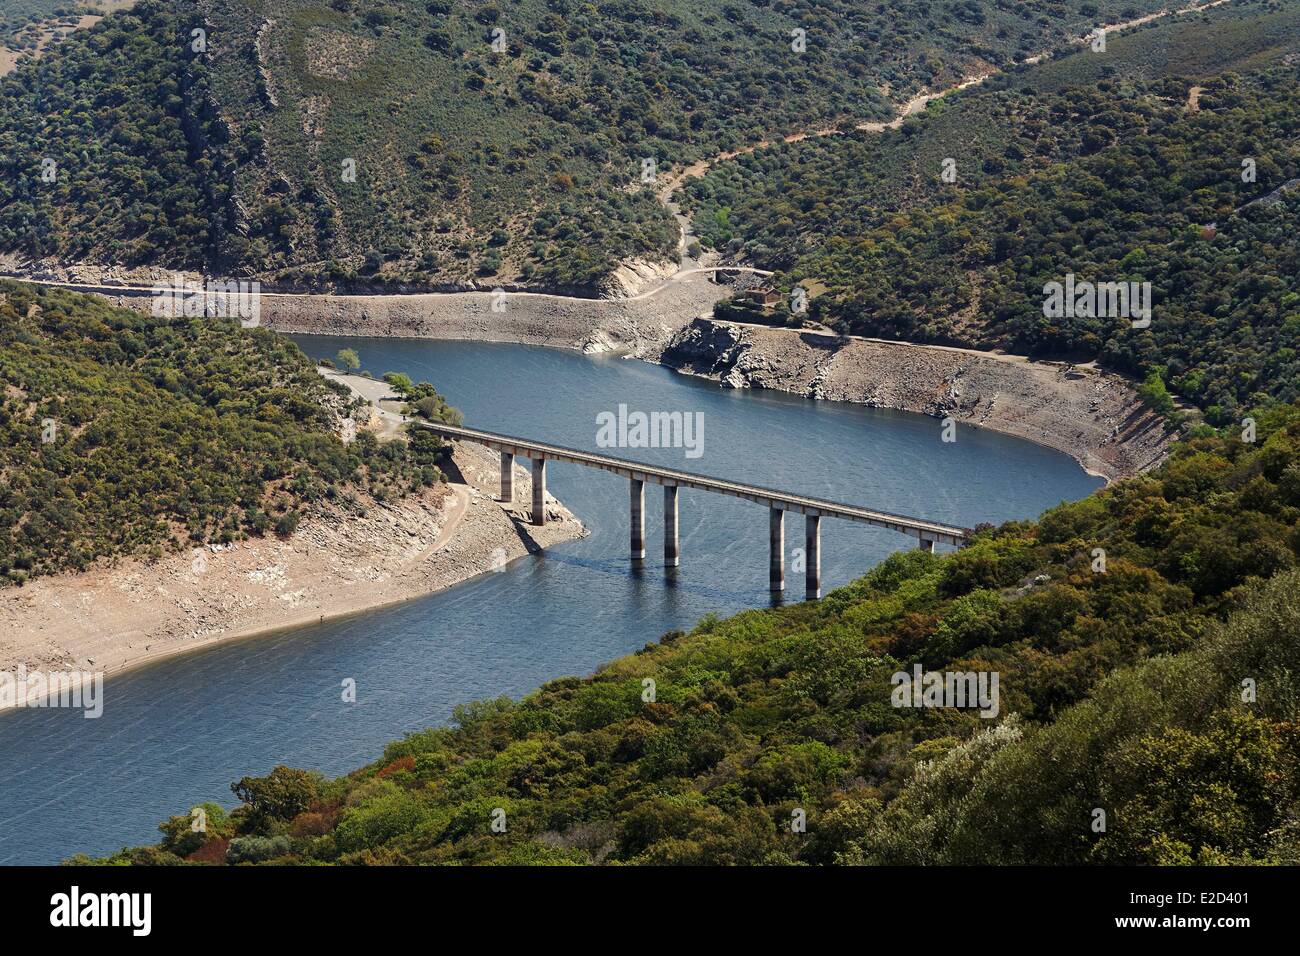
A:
2,1,1228,308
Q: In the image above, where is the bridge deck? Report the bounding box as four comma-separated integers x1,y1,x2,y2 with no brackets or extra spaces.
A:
415,421,969,546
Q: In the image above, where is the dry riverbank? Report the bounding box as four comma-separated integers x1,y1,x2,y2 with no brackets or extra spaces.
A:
248,275,718,356
0,418,585,691
280,293,1172,482
661,319,1174,483
2,265,727,358
28,276,1174,482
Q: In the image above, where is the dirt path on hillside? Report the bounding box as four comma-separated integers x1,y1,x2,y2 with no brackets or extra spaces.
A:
5,1,1230,305
658,1,1231,201
320,368,473,555
424,485,469,557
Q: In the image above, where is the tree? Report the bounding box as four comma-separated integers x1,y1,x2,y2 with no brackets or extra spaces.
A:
383,372,414,395
230,766,320,834
335,348,360,370
1137,369,1176,417
158,802,229,857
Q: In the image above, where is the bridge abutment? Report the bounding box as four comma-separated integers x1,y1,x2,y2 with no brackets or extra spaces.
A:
531,457,547,525
805,514,821,599
770,508,784,592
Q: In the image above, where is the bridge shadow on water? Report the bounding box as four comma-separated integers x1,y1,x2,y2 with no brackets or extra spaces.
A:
528,545,778,610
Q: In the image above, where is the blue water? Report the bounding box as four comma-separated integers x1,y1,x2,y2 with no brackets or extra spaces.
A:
0,337,1100,864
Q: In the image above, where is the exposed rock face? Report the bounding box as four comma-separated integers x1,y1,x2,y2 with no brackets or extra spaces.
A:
660,318,748,374
8,274,1173,482
254,19,278,108
1243,178,1300,210
599,258,678,299
660,318,1173,481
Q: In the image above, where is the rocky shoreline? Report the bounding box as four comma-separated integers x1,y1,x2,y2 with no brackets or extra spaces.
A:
660,319,1173,483
258,281,1172,482
9,271,1175,483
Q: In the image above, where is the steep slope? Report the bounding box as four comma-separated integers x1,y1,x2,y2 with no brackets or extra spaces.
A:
0,280,456,583
685,1,1300,423
0,0,1171,288
89,405,1300,865
0,1,233,267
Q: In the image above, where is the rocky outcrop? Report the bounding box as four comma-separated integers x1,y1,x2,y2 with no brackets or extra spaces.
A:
660,317,748,372
660,318,1173,481
254,19,278,108
599,258,678,299
5,272,1175,482
1240,179,1300,211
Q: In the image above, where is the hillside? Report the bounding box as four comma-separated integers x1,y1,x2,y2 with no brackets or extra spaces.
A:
0,0,1172,289
0,2,130,75
685,1,1300,425
0,2,234,267
89,407,1300,865
0,280,455,584
0,1,102,45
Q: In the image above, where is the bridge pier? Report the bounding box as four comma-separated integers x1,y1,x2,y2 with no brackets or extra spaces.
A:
918,535,936,553
500,451,514,502
805,514,821,599
531,457,547,525
630,478,645,560
770,508,784,592
664,484,679,566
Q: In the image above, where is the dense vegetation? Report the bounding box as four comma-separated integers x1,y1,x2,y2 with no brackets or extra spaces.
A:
24,0,1300,870
0,0,1172,287
0,1,234,267
92,405,1300,865
686,2,1300,424
0,281,455,584
0,2,100,46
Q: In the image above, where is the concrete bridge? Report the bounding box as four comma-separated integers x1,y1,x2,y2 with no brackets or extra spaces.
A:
416,422,970,599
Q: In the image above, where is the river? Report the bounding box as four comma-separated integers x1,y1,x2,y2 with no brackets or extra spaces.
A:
0,337,1101,864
